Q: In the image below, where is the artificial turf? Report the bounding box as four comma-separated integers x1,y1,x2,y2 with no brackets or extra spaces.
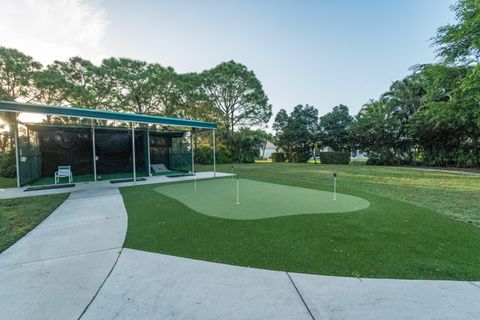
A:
154,178,369,219
0,193,68,253
121,163,480,280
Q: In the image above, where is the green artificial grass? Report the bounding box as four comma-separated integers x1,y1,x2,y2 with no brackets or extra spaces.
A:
154,178,369,219
121,163,480,280
209,163,480,224
0,193,68,252
0,177,16,188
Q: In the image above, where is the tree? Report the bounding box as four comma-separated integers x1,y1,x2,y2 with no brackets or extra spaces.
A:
230,128,268,163
100,58,165,114
318,104,353,151
273,105,318,163
0,47,42,101
349,99,399,164
200,61,272,139
433,0,480,64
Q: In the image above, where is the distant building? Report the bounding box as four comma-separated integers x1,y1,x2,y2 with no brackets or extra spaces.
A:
262,142,277,159
351,150,368,160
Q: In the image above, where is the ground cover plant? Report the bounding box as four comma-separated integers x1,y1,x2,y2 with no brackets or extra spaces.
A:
121,163,480,280
0,193,68,252
0,177,15,188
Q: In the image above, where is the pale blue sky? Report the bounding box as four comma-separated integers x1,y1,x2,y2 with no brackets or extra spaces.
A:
1,0,456,125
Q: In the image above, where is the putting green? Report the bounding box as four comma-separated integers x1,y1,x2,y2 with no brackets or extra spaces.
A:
154,178,370,220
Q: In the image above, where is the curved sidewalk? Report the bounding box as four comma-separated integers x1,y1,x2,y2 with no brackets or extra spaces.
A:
0,186,128,320
81,249,480,320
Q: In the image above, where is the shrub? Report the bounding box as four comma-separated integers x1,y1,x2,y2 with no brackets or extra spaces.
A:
271,152,285,163
0,150,16,178
194,146,232,165
292,151,311,163
319,152,350,164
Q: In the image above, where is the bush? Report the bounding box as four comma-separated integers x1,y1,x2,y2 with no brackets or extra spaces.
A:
0,150,16,178
271,152,285,163
319,152,350,164
194,146,232,165
292,151,311,163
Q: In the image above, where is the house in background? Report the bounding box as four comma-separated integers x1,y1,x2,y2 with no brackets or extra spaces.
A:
351,150,368,161
261,142,277,159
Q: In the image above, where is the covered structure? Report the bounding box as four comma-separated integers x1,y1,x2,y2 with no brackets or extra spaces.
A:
0,101,217,187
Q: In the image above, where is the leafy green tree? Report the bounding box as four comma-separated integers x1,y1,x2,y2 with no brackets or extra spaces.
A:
318,104,353,151
273,105,318,163
230,128,267,163
433,0,480,64
349,99,399,164
100,58,164,114
200,61,272,139
0,47,42,101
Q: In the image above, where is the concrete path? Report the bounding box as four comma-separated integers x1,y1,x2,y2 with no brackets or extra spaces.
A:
1,171,479,320
0,188,127,320
80,249,480,320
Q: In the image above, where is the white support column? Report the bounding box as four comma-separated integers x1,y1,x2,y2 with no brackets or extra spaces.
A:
213,129,216,177
147,126,151,177
91,120,97,181
13,114,20,188
190,129,195,174
132,123,136,182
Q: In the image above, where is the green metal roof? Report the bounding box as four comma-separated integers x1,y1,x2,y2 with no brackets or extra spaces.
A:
0,101,217,129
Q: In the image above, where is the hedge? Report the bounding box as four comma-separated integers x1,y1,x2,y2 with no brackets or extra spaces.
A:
319,152,350,164
194,146,232,165
271,152,285,163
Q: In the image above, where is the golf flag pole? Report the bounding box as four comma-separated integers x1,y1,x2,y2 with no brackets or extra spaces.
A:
194,177,197,192
231,165,234,181
333,172,337,200
236,176,240,205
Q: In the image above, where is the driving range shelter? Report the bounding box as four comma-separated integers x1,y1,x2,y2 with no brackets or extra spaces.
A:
0,101,217,187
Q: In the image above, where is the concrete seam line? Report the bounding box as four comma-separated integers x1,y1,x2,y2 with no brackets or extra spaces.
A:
286,272,316,320
77,247,124,320
468,281,480,289
0,247,123,270
36,215,125,230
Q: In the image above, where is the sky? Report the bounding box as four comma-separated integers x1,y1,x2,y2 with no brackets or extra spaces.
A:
0,0,456,128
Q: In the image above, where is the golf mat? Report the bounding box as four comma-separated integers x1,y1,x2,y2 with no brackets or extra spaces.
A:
166,173,195,178
110,178,147,184
24,184,75,191
154,178,370,220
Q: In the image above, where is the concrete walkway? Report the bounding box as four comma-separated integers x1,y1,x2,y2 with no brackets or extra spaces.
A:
81,249,480,320
0,187,127,320
1,171,479,319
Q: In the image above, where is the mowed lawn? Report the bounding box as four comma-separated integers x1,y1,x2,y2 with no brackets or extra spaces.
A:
121,163,480,280
0,177,16,188
0,194,68,252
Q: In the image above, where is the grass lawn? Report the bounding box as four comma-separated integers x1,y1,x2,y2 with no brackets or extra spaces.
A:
0,177,16,188
121,163,480,280
0,193,69,252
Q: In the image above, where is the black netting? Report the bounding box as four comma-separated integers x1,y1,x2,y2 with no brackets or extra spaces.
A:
95,129,145,174
19,124,191,185
149,135,171,168
37,128,93,176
